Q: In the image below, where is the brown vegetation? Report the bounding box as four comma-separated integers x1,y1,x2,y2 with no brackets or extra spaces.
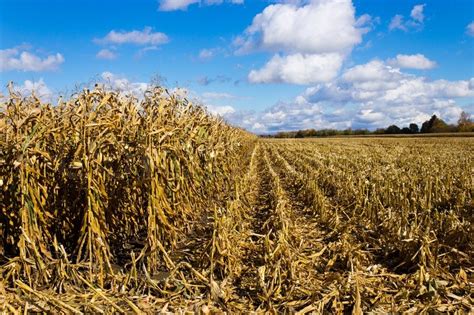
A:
0,88,472,313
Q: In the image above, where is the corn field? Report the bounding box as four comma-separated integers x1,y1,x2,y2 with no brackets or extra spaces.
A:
0,87,473,313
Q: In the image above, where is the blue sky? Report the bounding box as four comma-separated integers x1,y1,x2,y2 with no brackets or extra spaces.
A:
1,0,473,133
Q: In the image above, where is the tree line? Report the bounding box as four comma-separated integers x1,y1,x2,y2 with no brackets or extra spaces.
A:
264,111,473,138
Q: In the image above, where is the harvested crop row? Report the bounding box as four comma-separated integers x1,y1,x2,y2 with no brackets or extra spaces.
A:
264,138,473,312
232,145,291,309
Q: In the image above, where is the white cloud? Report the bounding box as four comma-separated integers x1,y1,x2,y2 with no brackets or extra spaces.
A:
159,0,198,10
238,0,362,54
201,92,236,100
1,47,64,72
198,48,215,60
410,4,426,22
187,90,240,117
387,54,436,70
467,21,474,36
355,14,372,27
207,105,236,116
222,59,474,133
135,46,161,58
96,27,169,45
303,61,472,128
96,49,117,60
355,13,380,34
160,0,199,11
248,53,343,84
236,0,368,85
389,14,406,31
158,0,243,11
342,59,402,83
389,4,426,32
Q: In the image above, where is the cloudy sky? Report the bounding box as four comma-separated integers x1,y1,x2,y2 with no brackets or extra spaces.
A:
1,0,473,133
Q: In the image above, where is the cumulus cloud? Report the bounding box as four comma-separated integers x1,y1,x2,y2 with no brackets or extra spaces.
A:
389,4,426,32
248,53,343,84
238,0,362,54
1,47,64,72
96,49,117,60
221,59,474,133
95,27,169,46
387,54,436,70
342,59,402,82
158,0,243,11
466,21,474,36
312,62,471,128
236,0,369,85
220,95,351,133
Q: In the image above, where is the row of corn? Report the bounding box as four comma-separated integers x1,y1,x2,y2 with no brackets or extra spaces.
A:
0,86,256,312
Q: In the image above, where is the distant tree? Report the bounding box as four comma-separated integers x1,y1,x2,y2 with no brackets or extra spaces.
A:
306,129,317,137
431,117,450,133
420,115,449,133
401,127,411,134
267,114,473,138
385,125,401,134
409,123,419,133
457,111,474,132
275,131,292,138
295,130,305,138
374,128,386,134
421,115,435,133
318,129,338,137
354,129,370,135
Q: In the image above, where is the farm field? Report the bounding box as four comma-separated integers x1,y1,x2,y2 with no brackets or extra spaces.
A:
1,89,473,313
237,138,473,313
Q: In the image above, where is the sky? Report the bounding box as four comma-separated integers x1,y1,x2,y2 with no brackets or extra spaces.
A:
1,0,473,133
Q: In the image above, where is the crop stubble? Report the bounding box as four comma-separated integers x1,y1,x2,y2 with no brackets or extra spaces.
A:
0,88,472,313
